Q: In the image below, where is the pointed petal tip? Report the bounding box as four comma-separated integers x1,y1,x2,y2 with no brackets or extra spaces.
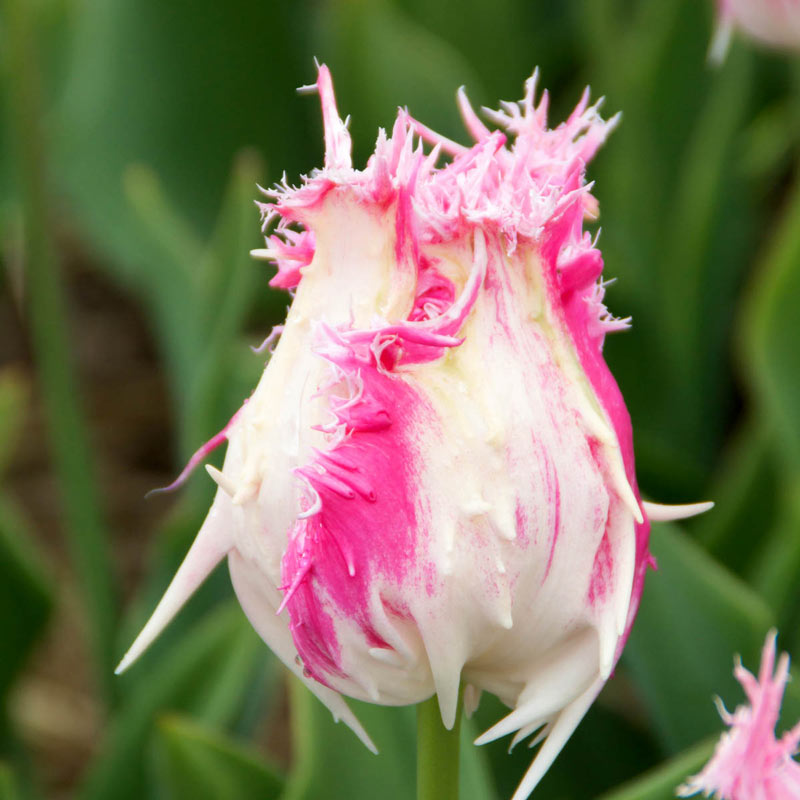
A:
113,631,149,675
438,698,458,731
205,464,238,497
114,505,234,674
113,657,130,676
508,679,604,800
474,729,495,747
361,728,379,755
643,500,714,522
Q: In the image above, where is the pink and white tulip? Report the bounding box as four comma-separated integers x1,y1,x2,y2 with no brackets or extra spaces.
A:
118,66,711,799
678,631,800,800
711,0,800,61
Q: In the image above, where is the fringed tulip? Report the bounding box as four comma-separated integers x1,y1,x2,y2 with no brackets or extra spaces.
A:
678,632,800,800
711,0,800,61
118,66,712,799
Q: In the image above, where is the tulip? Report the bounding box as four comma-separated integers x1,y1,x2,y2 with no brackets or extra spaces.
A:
711,0,800,61
678,631,800,800
118,65,711,798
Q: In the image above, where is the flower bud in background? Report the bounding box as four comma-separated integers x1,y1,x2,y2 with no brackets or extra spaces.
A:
118,66,711,799
678,631,800,800
711,0,800,62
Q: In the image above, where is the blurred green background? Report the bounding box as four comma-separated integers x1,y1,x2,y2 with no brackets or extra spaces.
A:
2,0,800,798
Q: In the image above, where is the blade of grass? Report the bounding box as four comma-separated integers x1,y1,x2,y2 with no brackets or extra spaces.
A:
0,764,20,800
0,495,53,700
122,164,205,402
184,150,263,456
80,603,264,800
739,164,800,619
658,45,752,448
750,477,800,619
693,418,779,573
149,714,284,800
741,169,800,471
2,0,117,704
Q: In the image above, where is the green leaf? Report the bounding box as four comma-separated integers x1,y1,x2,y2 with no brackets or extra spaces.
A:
741,172,800,469
121,163,206,402
122,163,205,285
198,149,263,325
184,149,265,455
3,0,118,703
150,714,283,800
0,375,48,706
79,603,269,800
56,0,311,279
0,369,28,477
657,45,753,459
750,476,800,623
283,678,414,800
624,523,773,753
740,98,798,180
122,151,276,469
0,763,20,800
694,419,779,575
596,738,716,800
0,495,52,700
738,170,800,625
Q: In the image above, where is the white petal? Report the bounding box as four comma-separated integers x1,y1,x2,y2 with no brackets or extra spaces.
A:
474,629,599,745
510,677,605,800
418,623,466,730
643,500,714,522
228,550,377,753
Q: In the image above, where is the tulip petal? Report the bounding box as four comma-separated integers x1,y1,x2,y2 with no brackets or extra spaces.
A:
643,501,715,522
228,550,378,753
509,677,605,800
474,629,599,746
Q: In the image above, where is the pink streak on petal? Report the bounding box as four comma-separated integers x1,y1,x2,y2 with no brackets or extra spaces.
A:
541,198,649,646
326,229,487,371
394,145,424,272
408,255,456,322
587,530,613,608
540,443,561,580
266,229,315,289
146,406,243,497
279,331,437,683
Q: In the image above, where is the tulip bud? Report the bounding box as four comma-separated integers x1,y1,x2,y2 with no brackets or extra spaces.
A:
711,0,800,61
118,66,711,798
678,631,800,799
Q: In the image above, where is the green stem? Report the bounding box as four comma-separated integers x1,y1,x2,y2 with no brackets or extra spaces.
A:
417,694,461,800
3,0,117,703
